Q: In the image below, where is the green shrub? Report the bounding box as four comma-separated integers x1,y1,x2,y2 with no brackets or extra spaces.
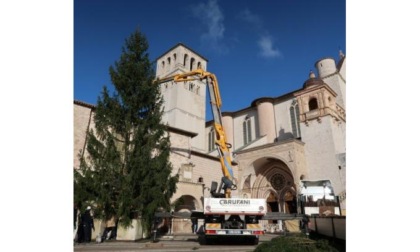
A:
254,235,339,252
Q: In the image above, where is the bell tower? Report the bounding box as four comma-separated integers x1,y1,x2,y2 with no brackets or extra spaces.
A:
294,71,345,125
155,43,208,152
293,71,346,195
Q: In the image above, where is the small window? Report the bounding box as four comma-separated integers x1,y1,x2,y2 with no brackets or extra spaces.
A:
190,58,195,71
309,98,318,111
183,54,188,67
290,101,301,138
243,117,252,145
208,128,216,152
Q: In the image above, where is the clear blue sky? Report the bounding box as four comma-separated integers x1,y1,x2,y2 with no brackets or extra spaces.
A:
74,0,345,120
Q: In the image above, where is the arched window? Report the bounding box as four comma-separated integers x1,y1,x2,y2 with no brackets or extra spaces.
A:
190,57,195,70
161,61,165,71
243,174,251,191
289,100,301,138
173,53,177,63
243,116,252,145
208,128,215,152
197,62,202,69
309,98,318,111
167,57,171,71
183,54,189,67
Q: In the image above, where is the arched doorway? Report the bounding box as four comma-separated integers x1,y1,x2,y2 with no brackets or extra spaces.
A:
174,195,198,212
282,189,297,214
266,191,279,224
172,195,199,234
250,157,297,214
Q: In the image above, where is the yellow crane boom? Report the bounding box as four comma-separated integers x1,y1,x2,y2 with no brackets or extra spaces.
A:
156,68,236,198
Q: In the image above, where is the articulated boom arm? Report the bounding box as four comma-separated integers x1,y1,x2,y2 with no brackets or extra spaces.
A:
157,69,237,197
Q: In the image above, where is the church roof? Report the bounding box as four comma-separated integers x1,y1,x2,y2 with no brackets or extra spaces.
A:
303,71,326,89
337,55,346,72
155,43,209,62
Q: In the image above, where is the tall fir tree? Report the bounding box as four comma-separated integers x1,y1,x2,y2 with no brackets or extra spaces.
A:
74,29,178,234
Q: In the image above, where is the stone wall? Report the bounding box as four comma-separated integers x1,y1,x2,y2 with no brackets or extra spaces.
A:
73,102,94,169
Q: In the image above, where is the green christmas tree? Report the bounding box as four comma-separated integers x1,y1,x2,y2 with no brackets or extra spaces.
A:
74,29,178,234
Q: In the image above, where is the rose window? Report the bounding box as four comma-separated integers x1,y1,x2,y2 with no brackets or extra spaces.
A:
270,173,286,190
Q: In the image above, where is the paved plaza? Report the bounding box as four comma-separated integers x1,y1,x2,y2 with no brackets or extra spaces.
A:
73,233,281,252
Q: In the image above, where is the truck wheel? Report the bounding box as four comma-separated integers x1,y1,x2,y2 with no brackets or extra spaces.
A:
198,235,206,245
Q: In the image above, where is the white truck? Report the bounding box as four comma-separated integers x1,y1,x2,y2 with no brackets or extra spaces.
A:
201,197,266,244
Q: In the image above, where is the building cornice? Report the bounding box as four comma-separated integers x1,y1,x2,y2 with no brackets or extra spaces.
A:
251,97,275,106
74,100,96,110
167,126,198,137
294,83,337,97
191,150,238,165
235,138,305,155
74,100,200,136
206,90,303,126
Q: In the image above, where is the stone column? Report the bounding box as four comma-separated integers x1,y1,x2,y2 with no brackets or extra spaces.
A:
256,98,276,143
222,112,234,150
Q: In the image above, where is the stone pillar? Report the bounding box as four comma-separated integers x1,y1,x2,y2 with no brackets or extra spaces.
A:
256,98,276,143
222,112,234,150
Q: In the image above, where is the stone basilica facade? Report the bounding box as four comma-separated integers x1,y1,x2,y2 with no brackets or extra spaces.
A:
74,43,346,234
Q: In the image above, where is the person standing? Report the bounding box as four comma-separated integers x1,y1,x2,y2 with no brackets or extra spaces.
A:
101,215,116,241
74,204,83,243
191,217,198,234
111,218,119,239
81,206,95,243
76,211,84,243
74,204,78,230
301,215,310,237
